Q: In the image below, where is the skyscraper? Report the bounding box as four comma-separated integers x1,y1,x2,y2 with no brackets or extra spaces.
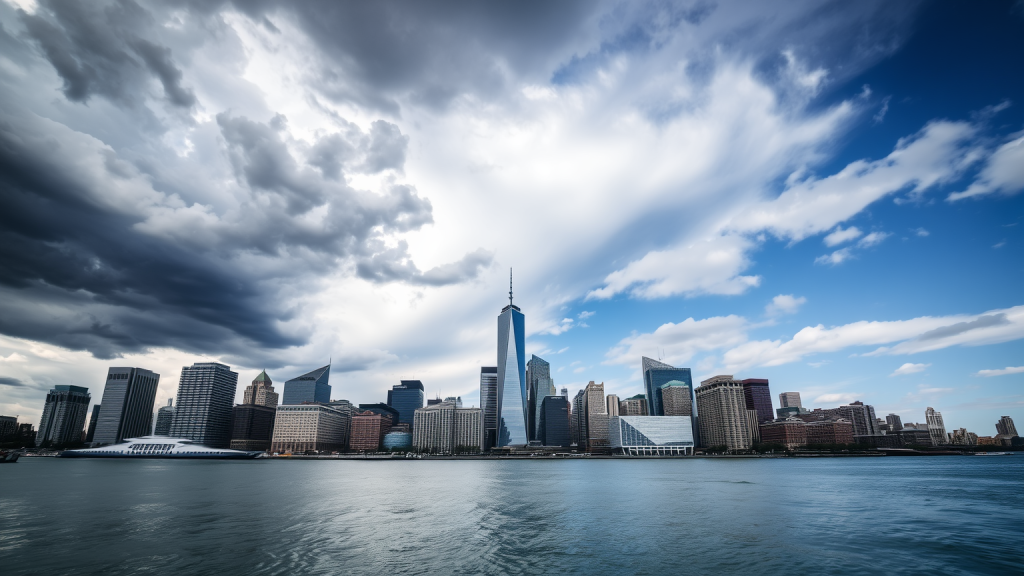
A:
36,385,91,447
583,381,609,451
412,400,483,453
92,367,160,445
480,367,497,450
886,413,903,432
84,404,101,443
695,376,751,451
539,395,571,447
271,404,349,453
740,378,773,424
527,355,555,442
606,394,620,417
779,392,802,409
154,399,175,436
350,411,393,451
243,370,279,407
925,407,947,446
358,403,401,424
281,364,331,405
660,382,692,417
620,395,649,416
230,404,276,451
642,357,692,416
169,362,238,448
496,273,527,447
995,416,1017,437
387,380,425,426
572,389,586,446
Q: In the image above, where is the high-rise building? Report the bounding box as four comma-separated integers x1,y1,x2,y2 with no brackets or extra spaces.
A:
84,404,101,443
642,357,692,416
358,403,401,425
169,362,238,448
886,414,904,432
996,416,1017,437
560,387,568,400
582,381,609,451
230,404,276,451
92,367,160,445
609,416,695,456
281,365,331,405
620,395,649,416
154,399,175,436
779,392,802,409
496,275,527,447
270,404,350,453
695,376,750,451
36,385,91,447
660,382,692,417
243,370,279,407
480,367,498,450
413,400,483,453
527,355,555,442
606,394,620,417
925,407,947,446
0,415,19,439
539,395,571,447
740,378,773,424
350,410,393,451
572,389,586,446
387,380,425,426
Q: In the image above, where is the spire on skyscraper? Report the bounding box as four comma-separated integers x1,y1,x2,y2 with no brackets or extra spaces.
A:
509,267,513,307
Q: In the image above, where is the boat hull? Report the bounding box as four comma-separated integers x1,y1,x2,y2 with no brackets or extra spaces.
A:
59,451,261,459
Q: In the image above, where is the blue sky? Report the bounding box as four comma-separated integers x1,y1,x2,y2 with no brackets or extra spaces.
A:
0,0,1020,436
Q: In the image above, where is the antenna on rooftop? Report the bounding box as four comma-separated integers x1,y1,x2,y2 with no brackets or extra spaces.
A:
509,267,513,306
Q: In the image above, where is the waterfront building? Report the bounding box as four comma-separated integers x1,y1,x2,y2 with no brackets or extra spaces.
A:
746,409,760,444
154,399,175,436
387,380,425,426
977,436,998,445
281,365,331,405
886,414,904,432
18,423,36,445
758,419,807,450
660,382,692,417
779,392,802,409
995,416,1017,437
776,406,809,419
949,428,978,445
810,402,880,438
496,274,527,447
36,385,91,447
741,378,774,424
350,410,392,451
84,405,101,443
527,355,556,442
805,420,854,445
92,367,160,446
539,395,571,447
642,357,692,417
230,404,276,451
606,394,620,417
412,400,482,453
609,416,694,456
243,370,279,407
480,367,498,450
358,403,401,424
0,415,18,439
695,376,750,451
582,381,609,451
619,395,649,416
571,389,585,446
169,362,238,448
270,404,349,453
925,407,947,446
383,431,412,450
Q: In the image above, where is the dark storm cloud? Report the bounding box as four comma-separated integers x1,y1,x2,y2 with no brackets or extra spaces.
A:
0,377,26,388
357,245,493,287
19,0,195,108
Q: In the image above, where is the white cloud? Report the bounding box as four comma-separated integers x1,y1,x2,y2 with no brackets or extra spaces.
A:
914,227,930,237
815,247,853,266
578,311,595,320
604,315,748,366
858,231,890,247
975,366,1024,377
947,132,1024,201
824,226,862,246
765,294,807,316
890,362,930,376
813,393,861,405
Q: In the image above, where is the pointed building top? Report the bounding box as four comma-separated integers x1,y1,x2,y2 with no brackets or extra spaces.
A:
253,369,272,384
509,267,513,307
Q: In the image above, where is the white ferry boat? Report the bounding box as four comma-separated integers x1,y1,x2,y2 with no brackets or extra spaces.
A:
60,436,263,459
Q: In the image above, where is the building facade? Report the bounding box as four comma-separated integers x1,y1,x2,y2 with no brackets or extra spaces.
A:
539,395,571,447
281,365,331,405
606,394,620,417
92,367,160,445
496,287,527,447
805,420,854,445
36,385,91,447
270,404,349,453
582,381,609,451
349,410,393,451
527,355,555,442
571,389,585,446
84,405,101,443
995,416,1017,437
230,404,277,451
154,399,175,436
480,367,498,450
620,396,649,416
413,401,483,453
695,376,751,451
609,416,694,456
925,407,947,446
886,414,904,432
243,370,279,407
387,380,425,427
169,362,238,448
660,382,692,417
779,392,802,409
740,379,774,424
642,357,692,417
759,419,807,450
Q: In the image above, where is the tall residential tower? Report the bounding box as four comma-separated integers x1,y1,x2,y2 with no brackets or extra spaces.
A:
169,362,238,448
92,367,160,445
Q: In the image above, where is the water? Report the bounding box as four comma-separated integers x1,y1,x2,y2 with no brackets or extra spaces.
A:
1,456,1022,575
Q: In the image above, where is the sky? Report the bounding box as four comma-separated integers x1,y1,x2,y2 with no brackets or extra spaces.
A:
0,0,1022,437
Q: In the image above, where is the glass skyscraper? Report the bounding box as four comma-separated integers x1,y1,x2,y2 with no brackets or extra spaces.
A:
642,357,698,446
281,364,331,405
527,354,554,442
480,367,497,450
92,367,160,445
496,281,527,447
387,380,425,426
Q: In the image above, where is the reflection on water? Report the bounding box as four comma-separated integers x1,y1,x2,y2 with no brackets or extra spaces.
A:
1,457,1022,575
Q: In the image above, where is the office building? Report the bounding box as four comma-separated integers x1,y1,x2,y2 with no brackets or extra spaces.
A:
496,275,527,447
660,382,693,417
349,410,392,451
695,376,751,451
606,394,620,417
642,357,692,417
949,428,977,445
809,402,880,438
413,400,483,453
243,370,279,407
169,362,238,448
527,355,555,442
154,399,175,436
620,395,649,416
281,364,331,405
776,406,809,419
230,404,276,451
92,367,160,445
571,389,585,446
538,395,571,447
358,403,401,424
741,378,773,424
271,404,349,453
387,380,425,426
779,392,802,409
886,414,903,432
560,387,568,400
0,415,19,439
996,416,1017,437
805,420,854,445
609,416,694,456
925,407,947,446
84,405,101,443
36,385,91,447
480,367,498,450
758,419,807,450
582,381,609,451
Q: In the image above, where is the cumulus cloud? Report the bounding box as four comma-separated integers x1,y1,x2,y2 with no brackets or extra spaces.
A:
975,366,1024,377
765,294,806,316
890,362,930,376
813,393,861,405
824,226,862,246
604,315,748,366
947,132,1024,201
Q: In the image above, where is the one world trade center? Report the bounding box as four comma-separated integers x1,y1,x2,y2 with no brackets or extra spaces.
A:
496,270,527,447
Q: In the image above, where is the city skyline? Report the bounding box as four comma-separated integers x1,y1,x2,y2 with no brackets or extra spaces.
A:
0,2,1021,436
